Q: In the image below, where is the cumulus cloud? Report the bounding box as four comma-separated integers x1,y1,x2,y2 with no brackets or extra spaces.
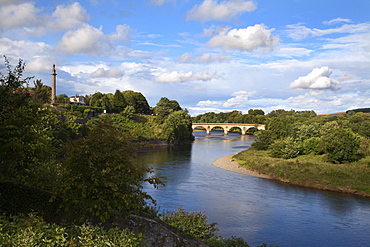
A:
26,57,54,73
57,24,106,54
186,0,256,22
90,68,125,78
155,71,220,83
207,24,279,51
196,100,223,107
0,2,40,28
290,66,341,91
108,24,133,44
50,2,89,30
223,91,256,107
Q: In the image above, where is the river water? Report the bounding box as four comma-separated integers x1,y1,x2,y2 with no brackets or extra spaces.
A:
140,130,370,247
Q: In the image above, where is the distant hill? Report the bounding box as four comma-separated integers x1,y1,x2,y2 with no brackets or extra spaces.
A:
318,108,370,116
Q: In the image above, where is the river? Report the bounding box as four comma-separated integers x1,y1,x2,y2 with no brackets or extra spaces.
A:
140,130,370,247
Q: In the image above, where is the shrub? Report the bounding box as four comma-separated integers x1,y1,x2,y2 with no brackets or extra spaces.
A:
269,137,300,159
160,207,219,241
299,137,320,155
0,213,144,246
318,128,363,163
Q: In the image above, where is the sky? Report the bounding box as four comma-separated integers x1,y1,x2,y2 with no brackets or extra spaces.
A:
1,0,369,116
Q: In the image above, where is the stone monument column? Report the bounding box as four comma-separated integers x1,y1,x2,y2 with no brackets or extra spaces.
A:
51,64,57,104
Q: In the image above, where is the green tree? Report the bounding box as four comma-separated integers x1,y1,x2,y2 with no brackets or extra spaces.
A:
113,89,126,110
56,93,69,104
153,97,182,117
318,128,363,163
162,110,194,143
269,137,300,159
248,109,265,116
90,92,103,107
123,90,151,114
31,79,51,104
56,122,161,222
0,57,53,183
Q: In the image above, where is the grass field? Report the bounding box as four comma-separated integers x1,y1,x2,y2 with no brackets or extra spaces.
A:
233,149,370,197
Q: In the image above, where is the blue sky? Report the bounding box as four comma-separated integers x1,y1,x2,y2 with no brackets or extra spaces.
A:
1,0,369,115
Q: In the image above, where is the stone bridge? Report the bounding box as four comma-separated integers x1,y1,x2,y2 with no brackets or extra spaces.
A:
192,123,265,135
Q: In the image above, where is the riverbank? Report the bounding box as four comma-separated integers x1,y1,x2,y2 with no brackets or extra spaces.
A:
228,149,370,197
212,154,271,179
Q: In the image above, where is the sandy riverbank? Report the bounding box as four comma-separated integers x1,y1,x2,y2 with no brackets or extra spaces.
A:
212,154,271,179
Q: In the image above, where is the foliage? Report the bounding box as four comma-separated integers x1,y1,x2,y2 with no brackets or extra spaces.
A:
234,149,370,197
161,207,219,241
251,130,275,150
0,57,54,183
55,122,161,222
318,128,363,163
56,93,69,104
31,79,51,105
153,97,182,117
299,137,320,155
269,137,300,159
162,110,194,143
0,213,144,246
207,236,250,247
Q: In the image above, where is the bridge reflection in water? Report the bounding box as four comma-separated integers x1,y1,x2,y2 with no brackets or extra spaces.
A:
192,123,265,135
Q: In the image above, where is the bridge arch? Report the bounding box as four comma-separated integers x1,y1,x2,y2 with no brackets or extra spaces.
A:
192,123,265,135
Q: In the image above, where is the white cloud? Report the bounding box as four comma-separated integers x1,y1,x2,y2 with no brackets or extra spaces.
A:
290,66,341,91
179,52,230,63
286,22,370,40
108,24,133,44
57,24,106,55
223,91,256,107
26,57,54,73
0,0,23,6
0,2,40,28
186,0,256,22
155,71,220,82
323,18,351,25
51,2,89,30
196,100,223,107
207,24,279,51
0,38,53,68
90,68,125,78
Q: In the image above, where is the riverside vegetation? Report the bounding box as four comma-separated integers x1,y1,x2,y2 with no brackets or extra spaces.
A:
2,57,368,246
229,110,370,197
0,57,258,246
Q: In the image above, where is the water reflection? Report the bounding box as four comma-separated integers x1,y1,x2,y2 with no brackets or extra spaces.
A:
140,131,370,247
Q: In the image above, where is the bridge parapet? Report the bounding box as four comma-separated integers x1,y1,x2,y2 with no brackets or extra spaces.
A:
192,123,265,135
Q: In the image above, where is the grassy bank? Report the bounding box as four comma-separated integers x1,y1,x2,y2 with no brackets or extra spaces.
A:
233,149,370,197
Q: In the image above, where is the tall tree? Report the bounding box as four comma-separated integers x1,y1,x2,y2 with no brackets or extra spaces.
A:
153,97,182,117
162,110,194,143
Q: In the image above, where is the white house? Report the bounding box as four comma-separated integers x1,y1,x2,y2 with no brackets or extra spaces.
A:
69,95,86,105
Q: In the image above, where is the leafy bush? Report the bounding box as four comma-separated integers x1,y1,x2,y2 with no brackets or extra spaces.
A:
318,128,363,163
269,137,300,159
299,137,320,155
55,122,161,222
251,130,275,150
161,207,219,241
207,236,250,247
0,213,144,246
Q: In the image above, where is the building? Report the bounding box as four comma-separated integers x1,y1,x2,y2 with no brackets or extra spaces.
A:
69,95,86,105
